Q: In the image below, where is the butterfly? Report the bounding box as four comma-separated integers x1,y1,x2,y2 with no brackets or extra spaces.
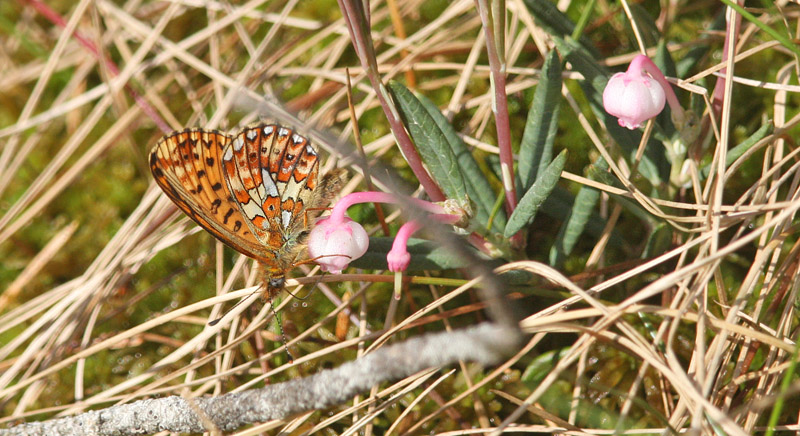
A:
149,123,347,297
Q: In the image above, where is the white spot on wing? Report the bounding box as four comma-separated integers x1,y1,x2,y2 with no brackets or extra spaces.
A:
223,147,233,161
281,210,292,229
242,200,266,219
262,169,279,197
278,127,289,136
263,125,274,136
233,137,245,151
305,145,317,155
247,129,257,140
248,187,262,202
292,134,303,144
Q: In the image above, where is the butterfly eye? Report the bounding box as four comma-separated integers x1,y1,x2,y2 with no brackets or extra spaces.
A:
269,277,285,290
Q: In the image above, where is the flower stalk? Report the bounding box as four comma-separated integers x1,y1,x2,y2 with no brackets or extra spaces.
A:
310,192,463,276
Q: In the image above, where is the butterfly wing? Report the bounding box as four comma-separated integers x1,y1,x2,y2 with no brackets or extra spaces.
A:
269,126,322,232
149,129,275,263
221,125,326,243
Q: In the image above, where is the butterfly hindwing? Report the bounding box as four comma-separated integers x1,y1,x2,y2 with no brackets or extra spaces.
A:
273,126,322,234
222,124,332,243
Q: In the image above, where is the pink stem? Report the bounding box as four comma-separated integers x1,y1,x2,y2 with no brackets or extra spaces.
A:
336,0,446,201
329,192,446,224
390,220,424,254
391,213,460,248
474,0,517,224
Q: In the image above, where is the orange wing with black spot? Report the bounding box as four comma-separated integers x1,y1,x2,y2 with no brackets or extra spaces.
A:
221,125,324,247
149,129,276,263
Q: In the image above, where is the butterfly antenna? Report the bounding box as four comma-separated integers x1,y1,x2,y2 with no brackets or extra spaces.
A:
268,295,294,363
208,287,261,326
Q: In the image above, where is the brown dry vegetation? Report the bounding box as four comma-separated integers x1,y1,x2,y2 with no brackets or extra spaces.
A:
2,0,800,434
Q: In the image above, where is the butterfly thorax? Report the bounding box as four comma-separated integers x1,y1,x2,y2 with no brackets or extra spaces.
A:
258,221,312,295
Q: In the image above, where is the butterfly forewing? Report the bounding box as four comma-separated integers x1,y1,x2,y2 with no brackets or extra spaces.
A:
149,129,274,263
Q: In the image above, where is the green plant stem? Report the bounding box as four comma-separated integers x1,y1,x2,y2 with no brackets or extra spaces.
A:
765,332,800,436
571,0,596,40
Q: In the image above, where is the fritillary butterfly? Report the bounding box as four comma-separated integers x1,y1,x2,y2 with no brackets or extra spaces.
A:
150,124,347,296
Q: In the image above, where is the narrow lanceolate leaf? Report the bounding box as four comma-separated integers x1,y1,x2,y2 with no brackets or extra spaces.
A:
700,122,773,179
519,50,562,191
388,81,467,202
627,3,661,48
505,150,566,237
549,156,606,265
521,0,599,58
415,93,506,231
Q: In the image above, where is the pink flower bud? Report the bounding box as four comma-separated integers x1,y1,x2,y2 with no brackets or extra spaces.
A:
387,247,411,272
308,217,369,273
603,70,666,129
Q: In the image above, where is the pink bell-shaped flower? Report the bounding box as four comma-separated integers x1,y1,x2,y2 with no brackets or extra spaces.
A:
601,54,690,131
308,217,369,273
603,70,666,129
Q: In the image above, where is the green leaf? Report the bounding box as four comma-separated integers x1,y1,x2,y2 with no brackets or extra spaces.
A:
676,11,726,78
505,150,566,237
522,347,571,385
626,3,660,48
653,40,677,79
720,0,800,59
642,223,671,259
541,187,615,245
521,0,599,58
387,81,467,202
415,93,506,231
699,122,773,179
519,50,562,192
549,157,605,265
588,163,658,227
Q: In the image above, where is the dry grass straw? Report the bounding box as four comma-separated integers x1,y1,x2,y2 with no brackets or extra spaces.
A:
1,0,800,434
